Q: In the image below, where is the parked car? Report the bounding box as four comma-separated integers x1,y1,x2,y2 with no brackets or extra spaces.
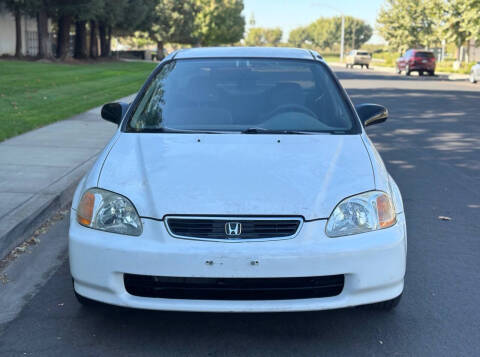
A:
469,62,480,83
70,47,407,313
346,50,372,69
396,49,436,76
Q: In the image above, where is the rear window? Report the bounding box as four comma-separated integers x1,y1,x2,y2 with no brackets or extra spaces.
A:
415,52,434,58
127,58,357,134
356,51,369,56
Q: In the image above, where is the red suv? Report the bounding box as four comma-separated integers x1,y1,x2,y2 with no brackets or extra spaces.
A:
396,49,436,76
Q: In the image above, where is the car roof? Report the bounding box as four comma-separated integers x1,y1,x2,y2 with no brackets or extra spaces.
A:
174,47,316,60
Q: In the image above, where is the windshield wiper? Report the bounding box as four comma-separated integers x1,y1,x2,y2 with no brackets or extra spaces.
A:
241,127,316,135
146,127,225,134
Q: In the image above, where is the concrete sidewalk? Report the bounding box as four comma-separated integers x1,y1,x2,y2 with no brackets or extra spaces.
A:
0,94,136,259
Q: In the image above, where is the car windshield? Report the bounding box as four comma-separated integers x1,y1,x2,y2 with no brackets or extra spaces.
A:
416,52,434,58
128,58,356,134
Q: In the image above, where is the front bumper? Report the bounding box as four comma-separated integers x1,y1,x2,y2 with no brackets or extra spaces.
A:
69,213,407,312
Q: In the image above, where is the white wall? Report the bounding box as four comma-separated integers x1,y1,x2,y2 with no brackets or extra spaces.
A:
0,11,17,55
0,8,50,56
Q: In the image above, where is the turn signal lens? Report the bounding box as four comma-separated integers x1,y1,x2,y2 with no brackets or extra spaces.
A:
77,191,95,226
377,194,396,228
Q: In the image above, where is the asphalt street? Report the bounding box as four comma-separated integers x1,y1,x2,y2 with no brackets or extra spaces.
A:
1,67,480,356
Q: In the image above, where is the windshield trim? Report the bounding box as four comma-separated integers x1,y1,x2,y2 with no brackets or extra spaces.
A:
121,57,362,135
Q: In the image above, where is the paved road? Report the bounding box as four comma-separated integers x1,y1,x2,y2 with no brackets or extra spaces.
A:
1,68,480,356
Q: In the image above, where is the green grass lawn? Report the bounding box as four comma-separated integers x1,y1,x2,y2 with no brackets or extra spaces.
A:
0,60,157,142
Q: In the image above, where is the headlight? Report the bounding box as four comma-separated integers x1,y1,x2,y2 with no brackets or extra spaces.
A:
326,191,396,237
76,188,142,236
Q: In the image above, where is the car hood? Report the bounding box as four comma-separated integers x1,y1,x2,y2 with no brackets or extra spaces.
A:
98,133,374,220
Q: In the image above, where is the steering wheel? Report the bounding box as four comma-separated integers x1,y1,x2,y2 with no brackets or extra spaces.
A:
263,104,317,121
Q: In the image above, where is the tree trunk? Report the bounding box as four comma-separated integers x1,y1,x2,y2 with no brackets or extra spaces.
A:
37,7,52,59
99,23,109,57
89,20,99,58
74,20,88,59
106,26,112,56
56,15,72,60
157,41,164,60
14,8,22,57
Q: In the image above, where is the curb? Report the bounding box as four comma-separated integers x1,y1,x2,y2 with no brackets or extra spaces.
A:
0,155,97,260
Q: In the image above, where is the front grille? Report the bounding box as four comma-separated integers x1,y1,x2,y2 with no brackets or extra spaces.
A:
124,274,345,300
166,217,301,240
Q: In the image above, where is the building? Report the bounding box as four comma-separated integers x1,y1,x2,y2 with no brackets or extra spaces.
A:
0,4,52,56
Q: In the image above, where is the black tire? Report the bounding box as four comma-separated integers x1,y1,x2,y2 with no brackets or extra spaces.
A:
361,64,364,69
362,293,403,311
366,64,369,69
396,65,401,74
419,71,424,76
405,65,411,76
429,70,435,77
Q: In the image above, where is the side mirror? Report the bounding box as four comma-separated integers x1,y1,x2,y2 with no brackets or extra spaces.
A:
355,103,388,127
101,102,130,125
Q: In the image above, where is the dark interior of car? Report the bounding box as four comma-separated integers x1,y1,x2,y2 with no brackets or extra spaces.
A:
132,60,353,131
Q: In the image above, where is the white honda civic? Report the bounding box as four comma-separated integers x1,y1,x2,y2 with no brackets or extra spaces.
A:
69,47,407,312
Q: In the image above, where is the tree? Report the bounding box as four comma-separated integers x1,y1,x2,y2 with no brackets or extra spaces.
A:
305,18,335,49
72,0,101,59
245,27,283,46
288,27,308,47
148,0,198,59
113,0,157,54
35,0,53,58
264,28,282,46
52,0,83,60
244,27,264,46
297,16,372,50
440,0,480,60
377,0,441,52
194,0,245,46
341,16,373,50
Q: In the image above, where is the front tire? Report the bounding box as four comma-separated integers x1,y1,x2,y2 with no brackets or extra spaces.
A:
405,65,411,76
366,64,369,69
